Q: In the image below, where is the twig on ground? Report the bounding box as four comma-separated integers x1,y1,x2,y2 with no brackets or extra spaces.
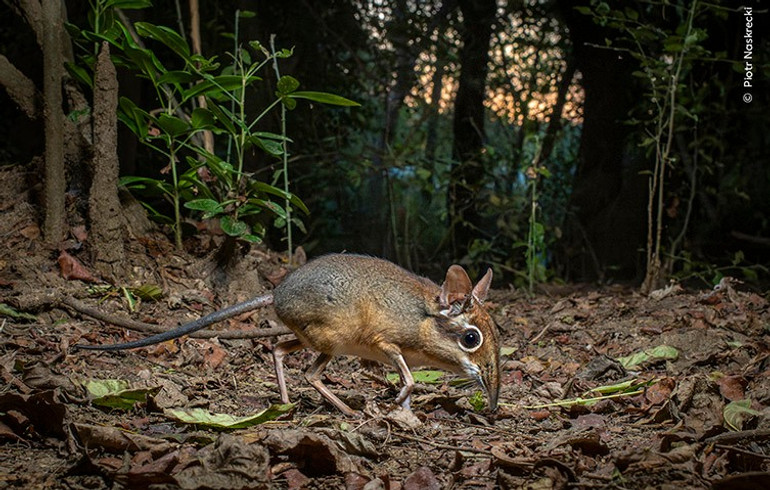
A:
61,296,291,339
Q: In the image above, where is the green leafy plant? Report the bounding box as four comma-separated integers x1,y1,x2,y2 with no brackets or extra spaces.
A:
523,140,550,293
68,1,358,249
579,1,712,292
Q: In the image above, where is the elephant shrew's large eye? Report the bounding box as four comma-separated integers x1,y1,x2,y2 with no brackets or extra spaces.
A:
458,326,483,352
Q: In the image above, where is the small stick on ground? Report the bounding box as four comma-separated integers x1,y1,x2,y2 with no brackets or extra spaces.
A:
61,296,291,339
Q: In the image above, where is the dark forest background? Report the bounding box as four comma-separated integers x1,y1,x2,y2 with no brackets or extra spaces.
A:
1,0,768,290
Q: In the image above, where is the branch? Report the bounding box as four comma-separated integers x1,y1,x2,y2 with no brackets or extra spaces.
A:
0,54,39,119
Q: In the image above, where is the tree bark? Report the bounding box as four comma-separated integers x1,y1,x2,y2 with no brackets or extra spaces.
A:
89,42,127,282
42,0,66,245
448,0,496,258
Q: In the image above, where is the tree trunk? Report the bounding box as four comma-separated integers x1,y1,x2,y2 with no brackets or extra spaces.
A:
42,0,66,245
89,42,127,282
424,62,445,162
535,57,576,166
556,0,646,281
449,0,496,258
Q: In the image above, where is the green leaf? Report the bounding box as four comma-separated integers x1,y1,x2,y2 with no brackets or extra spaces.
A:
117,97,150,139
157,70,197,86
386,370,445,385
205,102,237,135
184,198,223,214
238,10,257,19
253,131,293,143
0,303,37,322
288,91,360,106
156,113,190,137
275,47,294,58
239,48,251,66
129,284,163,301
82,379,159,411
65,62,93,89
248,199,287,219
587,378,652,395
724,399,761,431
104,0,152,9
469,391,486,411
119,176,173,196
277,75,300,94
220,216,248,237
617,345,679,370
165,404,294,429
249,181,309,215
290,217,307,234
248,40,263,51
251,136,284,157
500,346,517,357
135,22,191,62
183,75,260,101
190,107,216,130
280,96,297,110
123,45,165,83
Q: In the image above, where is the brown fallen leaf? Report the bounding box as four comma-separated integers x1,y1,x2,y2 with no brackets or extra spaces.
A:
0,391,68,439
644,377,675,407
387,406,422,429
172,434,270,489
0,420,21,441
202,342,227,370
714,374,747,401
403,466,441,490
58,250,99,282
19,224,40,240
264,429,362,476
344,472,371,490
74,423,174,457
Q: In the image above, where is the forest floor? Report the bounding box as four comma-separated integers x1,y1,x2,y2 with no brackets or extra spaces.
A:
1,168,770,489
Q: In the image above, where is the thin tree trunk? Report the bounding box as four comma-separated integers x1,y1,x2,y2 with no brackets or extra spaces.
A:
188,0,215,154
534,57,576,166
424,62,445,162
42,0,66,244
449,0,496,257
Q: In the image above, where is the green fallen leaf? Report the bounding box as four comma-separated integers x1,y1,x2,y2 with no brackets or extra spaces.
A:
83,379,159,411
0,303,37,322
500,346,517,357
469,391,486,411
587,378,654,395
617,345,679,370
724,399,761,431
164,404,295,429
386,370,445,385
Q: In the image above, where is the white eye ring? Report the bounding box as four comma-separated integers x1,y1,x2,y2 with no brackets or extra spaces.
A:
457,325,483,353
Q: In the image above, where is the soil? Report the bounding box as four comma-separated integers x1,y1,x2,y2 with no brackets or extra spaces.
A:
1,166,770,489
